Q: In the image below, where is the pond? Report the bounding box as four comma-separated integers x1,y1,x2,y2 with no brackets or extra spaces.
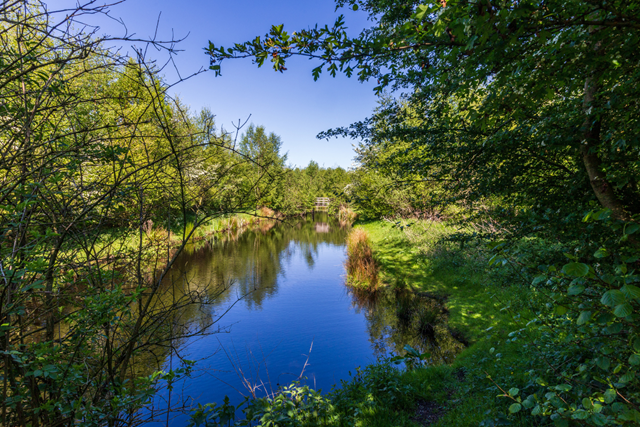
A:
142,213,464,426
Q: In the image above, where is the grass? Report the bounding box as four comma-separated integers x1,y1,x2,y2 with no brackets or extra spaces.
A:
338,205,357,226
354,219,541,426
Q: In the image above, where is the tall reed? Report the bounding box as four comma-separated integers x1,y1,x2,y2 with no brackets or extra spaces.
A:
338,205,357,226
345,227,379,289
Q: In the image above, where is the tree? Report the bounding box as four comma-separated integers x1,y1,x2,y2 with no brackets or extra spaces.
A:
0,2,261,425
206,0,640,221
239,124,287,208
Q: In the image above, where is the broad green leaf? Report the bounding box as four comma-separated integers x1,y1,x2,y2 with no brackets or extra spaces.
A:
596,357,611,370
594,248,609,258
577,311,591,325
582,398,593,410
625,223,640,235
554,305,569,316
601,290,625,307
604,389,617,404
621,285,640,300
613,303,633,318
532,275,546,285
508,387,520,397
522,397,536,409
572,410,590,420
562,263,589,277
568,284,585,295
509,403,522,413
629,354,640,366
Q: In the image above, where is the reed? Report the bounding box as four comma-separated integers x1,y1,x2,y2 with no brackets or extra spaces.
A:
257,206,275,218
338,205,357,226
345,227,379,289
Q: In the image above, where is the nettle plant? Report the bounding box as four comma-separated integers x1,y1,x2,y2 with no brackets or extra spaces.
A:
492,209,640,426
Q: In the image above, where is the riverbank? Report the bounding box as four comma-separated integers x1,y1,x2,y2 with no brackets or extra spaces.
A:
357,219,539,426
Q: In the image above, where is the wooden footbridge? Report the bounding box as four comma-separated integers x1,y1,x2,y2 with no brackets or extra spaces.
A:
314,197,330,211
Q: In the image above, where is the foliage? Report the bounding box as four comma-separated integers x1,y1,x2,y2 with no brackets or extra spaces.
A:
189,359,415,427
204,2,640,425
0,1,272,425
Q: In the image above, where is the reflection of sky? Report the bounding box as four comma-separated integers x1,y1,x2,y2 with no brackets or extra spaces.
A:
142,216,464,426
143,217,377,426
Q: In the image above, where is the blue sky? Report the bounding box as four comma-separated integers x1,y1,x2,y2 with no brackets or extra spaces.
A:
65,0,380,169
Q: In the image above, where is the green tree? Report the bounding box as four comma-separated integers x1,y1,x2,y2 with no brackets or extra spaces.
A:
239,124,287,208
206,0,640,221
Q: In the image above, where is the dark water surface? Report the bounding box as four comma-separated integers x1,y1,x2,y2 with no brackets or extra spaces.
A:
143,214,463,426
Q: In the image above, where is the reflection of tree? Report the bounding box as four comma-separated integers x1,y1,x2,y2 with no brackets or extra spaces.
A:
147,212,348,347
348,287,465,365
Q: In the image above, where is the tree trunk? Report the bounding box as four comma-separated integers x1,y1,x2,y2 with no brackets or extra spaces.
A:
580,69,629,221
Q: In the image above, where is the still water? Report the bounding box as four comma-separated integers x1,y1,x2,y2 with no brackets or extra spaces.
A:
143,214,463,425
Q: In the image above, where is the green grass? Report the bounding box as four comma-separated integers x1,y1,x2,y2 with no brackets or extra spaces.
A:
354,219,542,426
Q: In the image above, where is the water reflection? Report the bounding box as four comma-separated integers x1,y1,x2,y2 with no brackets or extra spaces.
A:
348,287,465,364
141,213,465,426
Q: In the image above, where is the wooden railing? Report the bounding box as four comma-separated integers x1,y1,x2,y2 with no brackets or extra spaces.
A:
315,197,330,209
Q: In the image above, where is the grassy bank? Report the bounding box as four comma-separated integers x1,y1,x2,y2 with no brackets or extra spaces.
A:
356,219,541,426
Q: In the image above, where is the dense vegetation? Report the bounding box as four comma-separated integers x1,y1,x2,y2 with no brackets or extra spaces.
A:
3,0,640,426
0,2,348,426
207,0,640,425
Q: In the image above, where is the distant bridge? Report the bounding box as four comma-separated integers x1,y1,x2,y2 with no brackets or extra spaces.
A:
314,197,330,210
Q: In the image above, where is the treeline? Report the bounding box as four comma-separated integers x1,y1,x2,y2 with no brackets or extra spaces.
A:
236,124,351,216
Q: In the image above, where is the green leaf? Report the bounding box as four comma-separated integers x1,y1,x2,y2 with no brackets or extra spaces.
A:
568,284,585,295
629,354,640,366
522,397,536,409
577,311,592,325
415,4,429,20
554,305,569,316
508,387,520,397
532,275,546,285
594,248,609,258
562,263,590,277
622,285,640,300
596,356,611,370
634,337,640,352
601,290,625,307
604,389,617,404
613,303,633,318
352,4,359,11
582,398,593,410
509,403,522,413
625,223,640,235
572,410,590,420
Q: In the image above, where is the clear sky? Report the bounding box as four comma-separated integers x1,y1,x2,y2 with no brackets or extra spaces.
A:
61,0,379,169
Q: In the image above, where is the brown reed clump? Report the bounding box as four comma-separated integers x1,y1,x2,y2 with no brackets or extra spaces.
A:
257,206,275,218
346,227,379,289
338,205,357,226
